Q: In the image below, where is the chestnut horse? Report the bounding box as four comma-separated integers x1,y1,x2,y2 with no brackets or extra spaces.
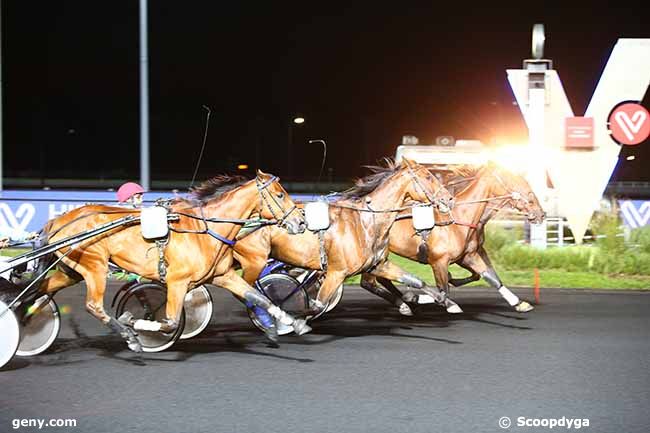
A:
37,171,310,351
361,161,546,313
234,158,463,321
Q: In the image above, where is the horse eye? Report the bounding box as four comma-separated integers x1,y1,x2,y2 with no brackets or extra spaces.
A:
276,192,285,199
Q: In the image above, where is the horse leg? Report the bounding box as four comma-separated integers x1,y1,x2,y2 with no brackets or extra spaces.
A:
235,256,278,332
80,263,142,352
240,256,268,286
447,263,481,288
359,274,415,316
360,273,410,314
117,277,187,341
213,268,312,337
39,269,81,295
463,249,534,313
369,260,463,314
312,271,347,315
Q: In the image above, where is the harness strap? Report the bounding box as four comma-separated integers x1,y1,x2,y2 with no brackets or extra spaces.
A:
453,221,478,229
416,229,430,263
318,230,328,272
206,229,236,246
155,238,169,285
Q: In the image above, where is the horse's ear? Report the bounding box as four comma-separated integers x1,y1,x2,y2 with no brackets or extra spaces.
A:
256,169,268,178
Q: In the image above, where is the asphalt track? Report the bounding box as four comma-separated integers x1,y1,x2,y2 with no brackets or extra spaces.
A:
1,282,649,433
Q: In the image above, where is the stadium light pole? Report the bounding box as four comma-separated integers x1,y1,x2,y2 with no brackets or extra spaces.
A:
139,0,150,190
287,115,305,179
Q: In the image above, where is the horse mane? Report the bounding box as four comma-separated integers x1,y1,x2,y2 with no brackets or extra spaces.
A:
339,158,400,200
189,174,249,202
435,164,485,195
446,164,484,178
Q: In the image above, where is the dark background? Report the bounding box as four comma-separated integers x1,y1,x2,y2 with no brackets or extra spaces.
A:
2,2,649,184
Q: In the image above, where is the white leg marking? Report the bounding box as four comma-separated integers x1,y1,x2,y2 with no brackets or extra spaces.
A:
133,319,162,332
417,294,436,304
267,305,293,326
498,286,520,306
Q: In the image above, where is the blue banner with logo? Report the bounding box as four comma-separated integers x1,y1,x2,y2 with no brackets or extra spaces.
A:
619,200,650,229
0,190,321,235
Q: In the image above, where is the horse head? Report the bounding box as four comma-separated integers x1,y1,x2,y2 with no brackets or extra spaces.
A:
255,170,305,234
487,161,546,224
400,158,454,213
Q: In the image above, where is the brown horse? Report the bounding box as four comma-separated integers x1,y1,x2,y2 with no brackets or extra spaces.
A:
234,158,463,321
361,161,546,313
37,171,310,351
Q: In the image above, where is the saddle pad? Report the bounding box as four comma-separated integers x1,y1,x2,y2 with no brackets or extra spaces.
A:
412,205,435,231
305,201,330,231
140,206,169,239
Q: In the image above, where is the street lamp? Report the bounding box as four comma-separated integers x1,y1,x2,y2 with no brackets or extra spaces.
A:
287,115,305,179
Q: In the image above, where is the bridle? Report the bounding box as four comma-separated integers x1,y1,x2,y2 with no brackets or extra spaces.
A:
255,175,302,229
441,167,539,228
452,168,531,211
407,165,450,211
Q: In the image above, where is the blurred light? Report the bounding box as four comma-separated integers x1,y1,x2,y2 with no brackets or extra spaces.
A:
293,117,305,124
626,155,635,161
237,164,249,170
487,144,531,174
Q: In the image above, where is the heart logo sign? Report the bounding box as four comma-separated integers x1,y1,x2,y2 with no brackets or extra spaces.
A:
608,102,650,145
0,203,36,232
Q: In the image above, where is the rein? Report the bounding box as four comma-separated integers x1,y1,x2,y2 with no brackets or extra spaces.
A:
440,167,533,229
329,166,450,214
329,202,419,214
170,175,294,247
256,175,299,227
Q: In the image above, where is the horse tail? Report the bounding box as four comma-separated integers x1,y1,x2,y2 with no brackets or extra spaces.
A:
34,220,84,282
33,219,55,276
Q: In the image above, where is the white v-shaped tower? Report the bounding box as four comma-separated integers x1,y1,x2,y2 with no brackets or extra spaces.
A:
507,37,650,244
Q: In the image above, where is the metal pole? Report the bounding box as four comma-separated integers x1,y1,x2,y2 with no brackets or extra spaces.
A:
0,0,3,192
287,121,292,179
139,0,150,190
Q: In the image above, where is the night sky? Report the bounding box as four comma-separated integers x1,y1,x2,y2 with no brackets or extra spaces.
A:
2,2,649,185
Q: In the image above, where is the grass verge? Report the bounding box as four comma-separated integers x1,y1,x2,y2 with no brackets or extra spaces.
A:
344,254,650,290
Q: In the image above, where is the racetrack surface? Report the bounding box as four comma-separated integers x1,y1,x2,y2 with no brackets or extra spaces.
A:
2,283,649,433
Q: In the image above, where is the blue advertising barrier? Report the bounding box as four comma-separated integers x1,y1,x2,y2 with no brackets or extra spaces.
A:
0,190,324,235
619,200,650,229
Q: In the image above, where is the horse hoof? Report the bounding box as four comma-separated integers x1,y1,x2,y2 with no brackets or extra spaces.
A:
263,324,279,344
445,300,463,314
515,301,534,313
293,319,312,336
118,311,134,326
127,339,143,353
398,303,414,316
402,292,419,304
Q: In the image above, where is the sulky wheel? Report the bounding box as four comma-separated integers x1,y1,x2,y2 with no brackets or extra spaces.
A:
307,283,344,320
325,284,344,313
0,300,20,369
248,273,309,335
180,285,213,340
114,282,185,353
16,296,61,357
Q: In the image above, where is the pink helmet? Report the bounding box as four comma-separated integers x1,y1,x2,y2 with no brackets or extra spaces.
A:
117,182,145,203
